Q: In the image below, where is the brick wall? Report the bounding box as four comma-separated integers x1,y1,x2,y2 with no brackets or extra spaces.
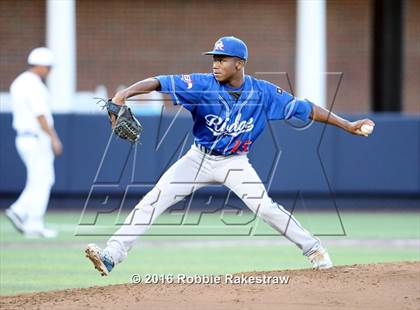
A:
327,0,371,113
76,0,297,94
0,0,418,113
403,0,420,113
0,0,45,92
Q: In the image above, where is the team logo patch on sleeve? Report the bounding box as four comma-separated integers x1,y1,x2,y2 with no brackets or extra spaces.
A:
276,87,283,94
181,74,193,89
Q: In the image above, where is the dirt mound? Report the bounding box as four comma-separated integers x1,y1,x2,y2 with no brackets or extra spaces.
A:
2,262,419,310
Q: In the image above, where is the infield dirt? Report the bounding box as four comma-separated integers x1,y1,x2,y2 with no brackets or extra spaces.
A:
1,262,419,310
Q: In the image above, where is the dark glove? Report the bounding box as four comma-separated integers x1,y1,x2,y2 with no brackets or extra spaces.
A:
105,100,143,143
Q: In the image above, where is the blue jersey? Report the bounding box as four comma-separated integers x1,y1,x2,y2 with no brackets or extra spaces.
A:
156,73,313,155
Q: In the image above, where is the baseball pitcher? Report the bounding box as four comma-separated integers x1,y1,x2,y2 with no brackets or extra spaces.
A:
86,37,375,275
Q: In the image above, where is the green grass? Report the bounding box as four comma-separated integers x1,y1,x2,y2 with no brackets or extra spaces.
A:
0,211,419,295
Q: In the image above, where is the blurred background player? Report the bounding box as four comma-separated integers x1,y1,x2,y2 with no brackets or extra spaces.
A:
5,47,63,238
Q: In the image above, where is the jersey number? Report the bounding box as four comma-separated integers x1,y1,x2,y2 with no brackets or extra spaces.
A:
230,140,252,153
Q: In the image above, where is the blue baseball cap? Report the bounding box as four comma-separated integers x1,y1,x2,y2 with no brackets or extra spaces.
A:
204,36,248,61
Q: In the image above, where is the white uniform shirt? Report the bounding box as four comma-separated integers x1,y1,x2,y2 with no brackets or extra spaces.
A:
10,71,53,134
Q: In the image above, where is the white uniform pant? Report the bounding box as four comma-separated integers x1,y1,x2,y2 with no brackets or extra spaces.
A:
10,133,55,231
106,145,320,264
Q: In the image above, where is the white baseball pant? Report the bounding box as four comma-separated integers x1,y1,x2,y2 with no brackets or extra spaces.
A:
106,144,321,264
10,132,55,232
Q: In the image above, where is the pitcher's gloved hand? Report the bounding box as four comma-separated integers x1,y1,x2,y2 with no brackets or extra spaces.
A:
105,99,143,143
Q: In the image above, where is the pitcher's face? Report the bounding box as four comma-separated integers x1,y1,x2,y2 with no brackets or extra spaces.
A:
212,55,244,83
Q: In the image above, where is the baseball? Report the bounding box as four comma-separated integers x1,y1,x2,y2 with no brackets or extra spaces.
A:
361,124,374,135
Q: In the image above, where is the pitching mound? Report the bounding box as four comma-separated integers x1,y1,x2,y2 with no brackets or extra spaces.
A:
2,262,419,310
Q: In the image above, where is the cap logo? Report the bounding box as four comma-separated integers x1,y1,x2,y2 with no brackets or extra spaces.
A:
214,40,224,51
